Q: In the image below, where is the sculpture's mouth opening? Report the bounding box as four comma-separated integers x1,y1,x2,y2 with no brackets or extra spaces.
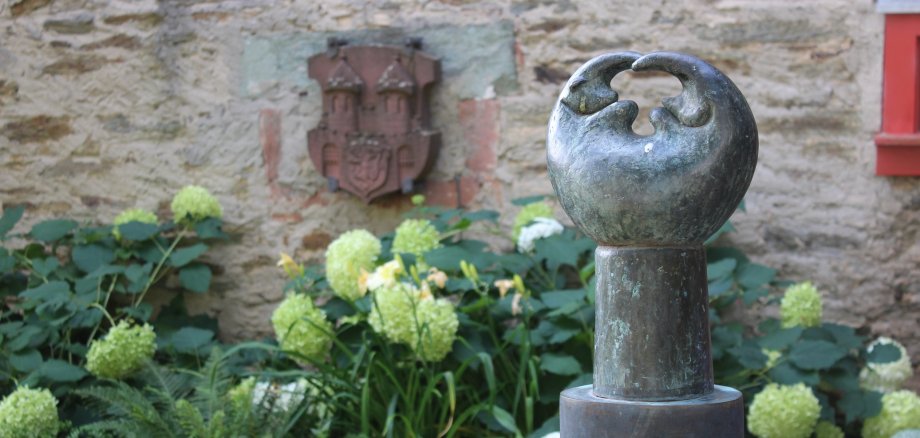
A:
559,52,714,129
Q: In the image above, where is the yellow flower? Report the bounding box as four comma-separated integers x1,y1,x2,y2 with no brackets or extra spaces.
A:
277,252,304,279
420,281,433,300
367,260,403,292
494,279,514,298
427,268,448,289
511,293,524,316
358,268,371,294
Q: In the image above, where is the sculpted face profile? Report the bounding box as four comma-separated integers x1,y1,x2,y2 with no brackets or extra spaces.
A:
546,51,758,247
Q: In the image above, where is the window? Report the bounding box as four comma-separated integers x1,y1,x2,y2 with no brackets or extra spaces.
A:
876,2,920,175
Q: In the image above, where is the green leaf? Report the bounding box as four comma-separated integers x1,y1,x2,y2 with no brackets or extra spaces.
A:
789,340,848,370
512,195,547,206
9,349,42,372
31,257,60,278
823,323,864,350
0,205,25,238
118,222,159,241
867,343,902,364
707,259,737,281
118,303,153,322
87,264,125,279
758,326,803,350
539,290,585,309
490,405,519,434
179,264,211,293
194,218,227,240
72,244,115,273
20,281,70,302
170,243,209,267
768,362,820,385
742,288,769,305
462,210,499,222
729,343,768,369
30,219,78,242
170,327,214,354
838,390,883,424
534,234,580,269
736,263,776,288
540,353,582,376
39,359,87,382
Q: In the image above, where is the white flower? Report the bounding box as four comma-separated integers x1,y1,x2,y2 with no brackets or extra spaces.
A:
541,433,561,438
517,218,564,252
860,337,914,393
251,380,308,413
366,260,403,292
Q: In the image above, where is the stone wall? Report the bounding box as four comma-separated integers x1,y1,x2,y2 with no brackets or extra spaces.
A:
2,0,917,378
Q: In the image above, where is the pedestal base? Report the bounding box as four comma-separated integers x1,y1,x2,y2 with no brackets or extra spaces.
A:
560,385,744,437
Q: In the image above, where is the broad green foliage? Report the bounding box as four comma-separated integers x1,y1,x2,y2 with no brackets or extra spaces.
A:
0,386,59,438
0,186,224,428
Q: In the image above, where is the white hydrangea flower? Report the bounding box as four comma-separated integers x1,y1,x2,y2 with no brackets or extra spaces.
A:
860,337,913,393
517,217,564,253
251,379,308,413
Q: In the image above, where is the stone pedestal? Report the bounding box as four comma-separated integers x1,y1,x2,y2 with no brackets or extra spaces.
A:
560,385,744,437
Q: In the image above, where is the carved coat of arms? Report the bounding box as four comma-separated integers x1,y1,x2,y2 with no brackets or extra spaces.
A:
307,39,441,203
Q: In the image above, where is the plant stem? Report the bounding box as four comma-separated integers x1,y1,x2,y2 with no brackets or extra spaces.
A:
135,228,187,307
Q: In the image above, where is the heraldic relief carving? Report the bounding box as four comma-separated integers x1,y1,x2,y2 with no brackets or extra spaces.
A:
307,38,441,203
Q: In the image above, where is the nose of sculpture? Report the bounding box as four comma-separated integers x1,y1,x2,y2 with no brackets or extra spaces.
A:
547,51,758,246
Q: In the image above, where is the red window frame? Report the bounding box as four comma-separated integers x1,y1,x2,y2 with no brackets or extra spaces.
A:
876,14,920,175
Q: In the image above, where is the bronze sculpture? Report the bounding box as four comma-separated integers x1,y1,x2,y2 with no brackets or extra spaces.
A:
548,52,757,437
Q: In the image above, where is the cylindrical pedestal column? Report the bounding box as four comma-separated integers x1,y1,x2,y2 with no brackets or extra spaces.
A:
560,385,743,437
594,246,712,401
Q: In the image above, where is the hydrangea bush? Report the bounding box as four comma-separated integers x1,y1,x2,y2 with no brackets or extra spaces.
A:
0,386,59,438
85,321,157,379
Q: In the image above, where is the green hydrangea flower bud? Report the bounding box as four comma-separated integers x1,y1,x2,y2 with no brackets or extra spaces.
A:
271,294,332,365
112,208,158,240
170,185,223,224
815,421,844,438
368,283,458,361
391,219,441,258
512,201,554,240
414,297,459,362
860,337,914,393
862,390,920,438
85,321,156,379
0,387,59,438
325,229,381,301
369,283,421,346
747,383,820,438
780,282,822,328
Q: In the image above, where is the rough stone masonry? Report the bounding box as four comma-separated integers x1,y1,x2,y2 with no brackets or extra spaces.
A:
0,0,917,388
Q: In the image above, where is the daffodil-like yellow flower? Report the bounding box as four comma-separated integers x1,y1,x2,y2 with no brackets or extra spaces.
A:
427,268,448,289
366,260,403,292
277,252,304,279
494,279,514,298
460,260,479,283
